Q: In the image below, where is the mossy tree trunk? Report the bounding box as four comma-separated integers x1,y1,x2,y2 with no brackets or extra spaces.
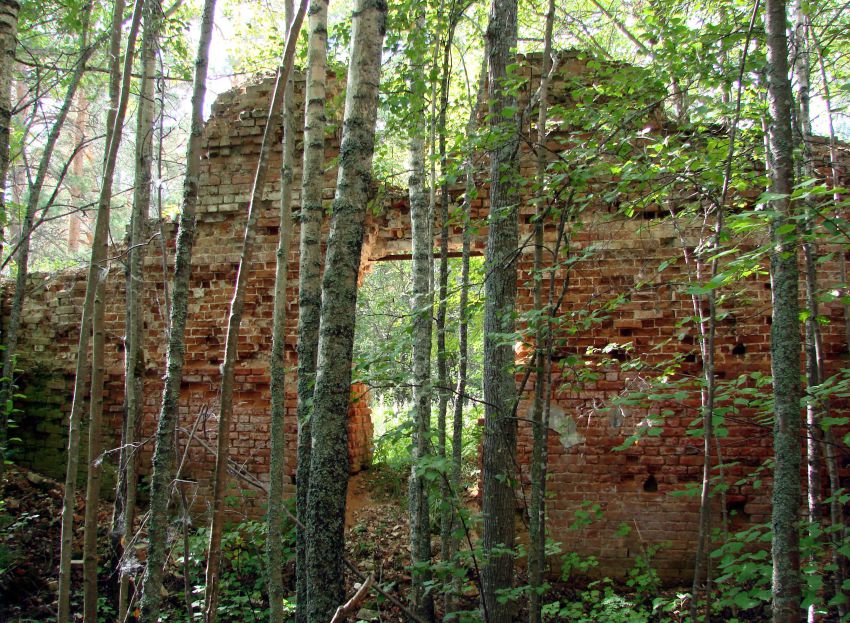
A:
294,0,329,620
304,1,386,619
764,1,803,622
481,0,520,619
203,4,307,621
407,12,435,618
136,0,217,617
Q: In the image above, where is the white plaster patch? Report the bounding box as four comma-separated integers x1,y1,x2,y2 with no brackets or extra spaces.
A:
549,405,585,449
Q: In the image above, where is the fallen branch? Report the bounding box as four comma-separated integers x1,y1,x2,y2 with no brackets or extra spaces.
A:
330,574,374,623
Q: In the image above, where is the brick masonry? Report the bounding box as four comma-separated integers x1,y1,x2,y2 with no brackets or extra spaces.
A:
5,51,849,581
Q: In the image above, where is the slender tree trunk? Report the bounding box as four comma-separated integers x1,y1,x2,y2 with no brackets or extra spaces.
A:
809,26,849,619
528,4,554,622
82,2,145,619
764,2,802,622
136,0,217,617
407,13,435,619
0,0,18,276
690,9,758,619
294,0,329,620
0,1,94,478
54,3,116,620
436,16,459,610
481,0,519,618
267,0,297,620
203,5,306,622
445,57,486,620
304,1,386,619
789,9,822,623
111,1,161,617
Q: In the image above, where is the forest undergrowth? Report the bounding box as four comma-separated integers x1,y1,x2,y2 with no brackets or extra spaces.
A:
2,459,820,623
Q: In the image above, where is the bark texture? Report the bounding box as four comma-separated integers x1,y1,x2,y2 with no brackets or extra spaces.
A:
304,1,386,619
113,1,161,617
764,1,803,622
82,2,144,618
407,17,435,616
294,0,329,620
203,3,306,621
136,0,217,617
0,0,18,279
267,0,297,620
528,3,554,620
481,0,520,619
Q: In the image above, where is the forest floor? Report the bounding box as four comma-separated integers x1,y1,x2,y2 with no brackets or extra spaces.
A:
0,464,762,623
0,464,467,623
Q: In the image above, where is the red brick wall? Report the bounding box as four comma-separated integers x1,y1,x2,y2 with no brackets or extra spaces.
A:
6,52,849,579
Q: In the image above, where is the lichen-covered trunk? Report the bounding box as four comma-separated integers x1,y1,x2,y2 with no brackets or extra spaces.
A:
136,0,217,617
764,2,803,622
294,1,328,621
304,1,386,619
82,3,144,619
407,17,435,616
528,3,554,621
203,5,307,621
481,0,519,619
267,0,297,620
112,1,160,617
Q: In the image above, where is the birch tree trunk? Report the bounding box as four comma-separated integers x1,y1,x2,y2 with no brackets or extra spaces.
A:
481,0,519,618
202,5,307,621
294,0,329,620
0,0,18,278
764,2,803,622
267,0,297,620
304,1,386,619
136,0,217,617
112,0,161,617
82,2,145,619
528,3,554,621
407,14,434,618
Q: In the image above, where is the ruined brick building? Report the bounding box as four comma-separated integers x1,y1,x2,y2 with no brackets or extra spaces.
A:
6,51,849,581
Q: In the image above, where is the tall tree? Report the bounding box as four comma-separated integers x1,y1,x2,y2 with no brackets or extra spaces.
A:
303,0,386,619
481,0,519,619
294,0,329,620
528,2,554,621
112,0,162,617
136,0,218,617
407,11,435,620
0,0,18,271
764,1,802,622
445,55,486,618
203,2,306,620
50,9,97,618
266,0,296,619
82,1,145,618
